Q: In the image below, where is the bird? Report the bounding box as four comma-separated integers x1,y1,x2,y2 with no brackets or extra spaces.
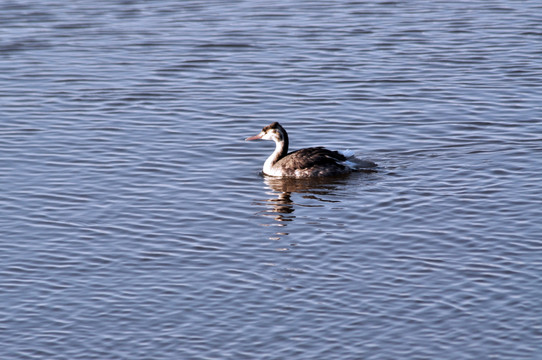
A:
245,122,376,178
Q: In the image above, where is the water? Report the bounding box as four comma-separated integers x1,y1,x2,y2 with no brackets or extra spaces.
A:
2,1,542,359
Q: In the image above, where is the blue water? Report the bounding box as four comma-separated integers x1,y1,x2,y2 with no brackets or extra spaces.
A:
2,1,542,359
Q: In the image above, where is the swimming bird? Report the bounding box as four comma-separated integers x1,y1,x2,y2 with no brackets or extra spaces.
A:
245,122,376,178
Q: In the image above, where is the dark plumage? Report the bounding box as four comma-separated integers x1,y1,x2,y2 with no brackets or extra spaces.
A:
274,147,347,176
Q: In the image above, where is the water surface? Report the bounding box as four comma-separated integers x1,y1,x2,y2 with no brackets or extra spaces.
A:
1,1,542,359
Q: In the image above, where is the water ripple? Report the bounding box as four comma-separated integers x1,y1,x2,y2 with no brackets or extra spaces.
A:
2,0,542,359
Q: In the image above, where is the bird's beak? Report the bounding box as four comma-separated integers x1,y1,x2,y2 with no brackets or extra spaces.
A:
245,132,263,141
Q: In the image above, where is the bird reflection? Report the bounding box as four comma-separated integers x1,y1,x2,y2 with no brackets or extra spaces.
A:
256,175,350,241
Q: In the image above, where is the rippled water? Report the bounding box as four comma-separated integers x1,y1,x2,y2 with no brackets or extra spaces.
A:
2,1,542,359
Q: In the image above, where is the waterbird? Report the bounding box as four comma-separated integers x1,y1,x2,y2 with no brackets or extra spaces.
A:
245,122,376,178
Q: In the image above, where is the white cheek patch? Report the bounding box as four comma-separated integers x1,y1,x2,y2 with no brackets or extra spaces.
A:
262,131,281,141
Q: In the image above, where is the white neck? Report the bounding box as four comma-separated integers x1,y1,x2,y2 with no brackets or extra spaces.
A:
263,137,287,176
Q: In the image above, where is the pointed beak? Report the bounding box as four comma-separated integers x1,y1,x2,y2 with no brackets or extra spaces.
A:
245,133,263,141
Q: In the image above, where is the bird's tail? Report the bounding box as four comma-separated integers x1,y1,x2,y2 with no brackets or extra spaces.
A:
339,149,377,169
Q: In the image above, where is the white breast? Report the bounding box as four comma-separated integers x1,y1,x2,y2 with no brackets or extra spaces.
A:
263,158,283,176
